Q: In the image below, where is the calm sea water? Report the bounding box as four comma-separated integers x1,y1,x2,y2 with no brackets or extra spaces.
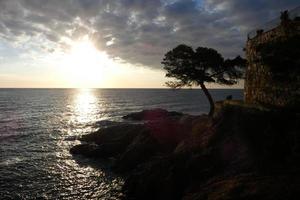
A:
0,89,243,199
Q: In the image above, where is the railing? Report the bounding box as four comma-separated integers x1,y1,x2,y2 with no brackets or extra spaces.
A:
247,6,300,39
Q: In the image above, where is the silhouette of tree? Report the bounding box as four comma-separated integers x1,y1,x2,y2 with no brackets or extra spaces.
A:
162,44,246,116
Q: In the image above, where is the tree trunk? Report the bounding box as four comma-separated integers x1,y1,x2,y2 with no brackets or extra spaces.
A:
200,82,215,117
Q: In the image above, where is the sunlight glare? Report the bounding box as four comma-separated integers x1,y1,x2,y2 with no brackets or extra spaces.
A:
62,38,111,88
53,36,166,88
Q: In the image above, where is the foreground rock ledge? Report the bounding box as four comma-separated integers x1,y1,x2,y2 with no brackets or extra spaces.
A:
71,106,300,200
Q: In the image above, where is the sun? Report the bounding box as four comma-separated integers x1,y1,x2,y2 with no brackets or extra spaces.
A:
62,37,111,88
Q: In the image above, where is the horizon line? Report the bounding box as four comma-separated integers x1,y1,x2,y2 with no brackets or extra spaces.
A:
0,87,244,90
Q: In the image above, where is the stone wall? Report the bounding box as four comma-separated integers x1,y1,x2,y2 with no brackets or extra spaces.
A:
244,20,300,107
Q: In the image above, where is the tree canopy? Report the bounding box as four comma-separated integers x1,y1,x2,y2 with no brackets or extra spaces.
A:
162,44,246,116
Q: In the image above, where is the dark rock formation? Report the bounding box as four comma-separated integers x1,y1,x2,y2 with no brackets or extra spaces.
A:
71,109,195,171
71,124,147,158
113,131,162,172
70,107,300,200
122,108,183,121
70,143,101,157
121,105,300,200
183,173,300,200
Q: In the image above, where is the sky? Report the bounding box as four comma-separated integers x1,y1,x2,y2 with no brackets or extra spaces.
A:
0,0,299,88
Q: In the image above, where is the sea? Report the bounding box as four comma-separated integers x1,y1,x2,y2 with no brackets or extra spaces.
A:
0,89,243,199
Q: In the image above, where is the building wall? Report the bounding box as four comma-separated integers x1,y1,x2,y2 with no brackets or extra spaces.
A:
244,21,300,107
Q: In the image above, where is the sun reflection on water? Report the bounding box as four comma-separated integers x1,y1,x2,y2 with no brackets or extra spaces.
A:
73,89,97,124
66,89,100,136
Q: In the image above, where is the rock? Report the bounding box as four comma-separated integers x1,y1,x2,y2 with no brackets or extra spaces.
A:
183,173,300,200
72,124,149,158
122,154,189,200
114,131,162,173
71,141,139,158
145,119,190,148
81,124,145,145
70,106,300,200
70,143,100,157
121,105,300,200
122,109,183,121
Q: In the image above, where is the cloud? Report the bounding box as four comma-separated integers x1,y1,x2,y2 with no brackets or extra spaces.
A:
0,0,299,69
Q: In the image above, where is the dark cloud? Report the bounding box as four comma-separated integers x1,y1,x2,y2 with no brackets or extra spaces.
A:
0,0,299,68
206,0,299,28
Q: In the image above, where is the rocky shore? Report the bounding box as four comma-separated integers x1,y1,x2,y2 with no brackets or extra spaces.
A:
70,104,300,200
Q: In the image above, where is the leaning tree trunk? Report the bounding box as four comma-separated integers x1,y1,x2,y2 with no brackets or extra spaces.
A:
200,82,215,117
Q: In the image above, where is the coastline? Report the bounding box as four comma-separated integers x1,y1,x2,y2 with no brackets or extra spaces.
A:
71,104,300,200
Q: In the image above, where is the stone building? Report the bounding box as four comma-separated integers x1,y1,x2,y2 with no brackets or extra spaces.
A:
244,9,300,107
